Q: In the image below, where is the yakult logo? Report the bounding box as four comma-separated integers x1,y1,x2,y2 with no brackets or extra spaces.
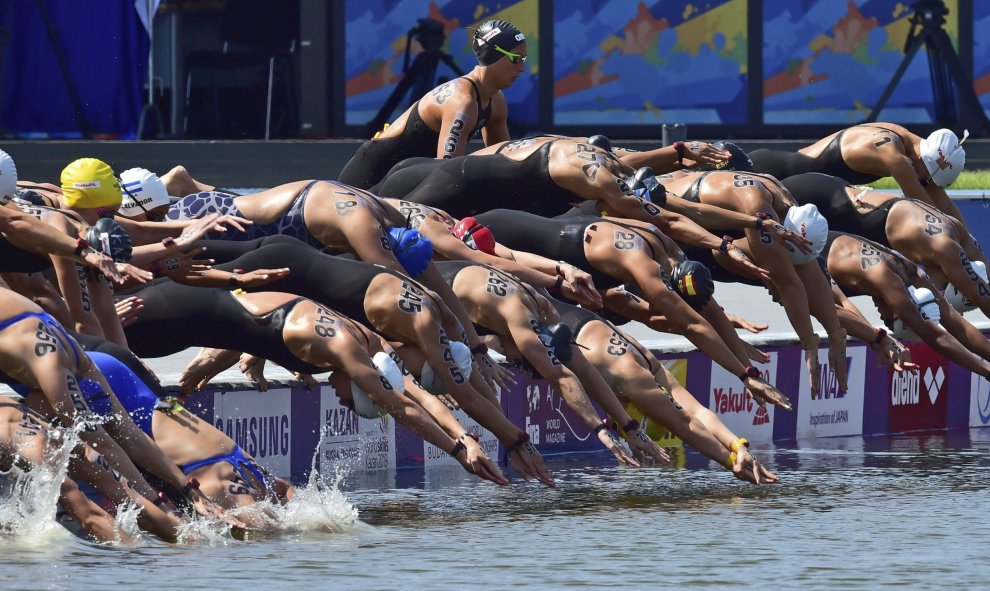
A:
714,386,753,414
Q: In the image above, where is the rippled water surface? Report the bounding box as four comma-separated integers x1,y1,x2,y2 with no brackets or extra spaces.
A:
3,429,988,591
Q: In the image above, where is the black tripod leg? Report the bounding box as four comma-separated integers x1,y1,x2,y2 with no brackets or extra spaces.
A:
368,55,429,134
930,30,990,132
437,53,464,78
865,35,925,123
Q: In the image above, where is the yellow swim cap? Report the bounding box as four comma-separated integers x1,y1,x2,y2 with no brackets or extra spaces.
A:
60,158,121,209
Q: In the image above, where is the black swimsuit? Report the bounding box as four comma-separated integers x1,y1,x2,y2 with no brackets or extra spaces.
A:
396,142,580,219
750,127,887,184
338,78,492,189
475,209,621,291
121,278,324,375
782,172,904,246
184,234,405,330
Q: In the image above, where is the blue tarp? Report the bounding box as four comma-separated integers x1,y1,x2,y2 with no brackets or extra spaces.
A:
1,0,149,138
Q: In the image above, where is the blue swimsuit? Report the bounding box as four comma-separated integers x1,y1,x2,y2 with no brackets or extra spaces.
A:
0,311,83,396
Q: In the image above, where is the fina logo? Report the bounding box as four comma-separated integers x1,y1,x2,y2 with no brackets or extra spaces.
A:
924,366,945,405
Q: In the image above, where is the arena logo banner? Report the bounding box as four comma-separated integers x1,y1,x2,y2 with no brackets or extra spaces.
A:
213,389,291,476
553,0,747,125
709,354,777,443
424,393,501,467
796,347,866,438
764,0,959,124
969,374,990,428
888,344,948,432
344,0,539,126
318,385,396,473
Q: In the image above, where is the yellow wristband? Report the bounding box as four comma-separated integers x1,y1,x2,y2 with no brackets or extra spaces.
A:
723,452,737,470
731,437,749,453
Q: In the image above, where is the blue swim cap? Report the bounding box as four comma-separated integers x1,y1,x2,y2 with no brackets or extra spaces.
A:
387,227,433,278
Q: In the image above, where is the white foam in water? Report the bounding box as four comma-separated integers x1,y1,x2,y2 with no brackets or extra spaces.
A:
0,425,81,545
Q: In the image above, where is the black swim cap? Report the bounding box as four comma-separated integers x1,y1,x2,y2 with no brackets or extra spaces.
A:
472,20,525,66
695,141,753,171
86,218,132,263
670,260,715,310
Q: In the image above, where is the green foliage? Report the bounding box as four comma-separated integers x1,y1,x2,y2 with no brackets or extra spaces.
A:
869,170,990,191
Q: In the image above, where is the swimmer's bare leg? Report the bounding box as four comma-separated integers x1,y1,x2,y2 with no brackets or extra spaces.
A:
161,165,215,197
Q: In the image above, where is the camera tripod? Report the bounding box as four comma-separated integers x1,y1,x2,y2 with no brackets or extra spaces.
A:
865,0,990,134
368,19,464,135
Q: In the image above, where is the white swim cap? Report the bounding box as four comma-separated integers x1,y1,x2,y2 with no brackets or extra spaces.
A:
0,149,17,202
890,286,941,340
783,204,828,264
419,341,472,395
920,129,966,187
118,167,170,217
349,352,403,419
944,260,987,312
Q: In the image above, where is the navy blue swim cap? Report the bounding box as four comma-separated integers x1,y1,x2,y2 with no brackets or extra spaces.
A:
387,227,433,278
472,20,525,65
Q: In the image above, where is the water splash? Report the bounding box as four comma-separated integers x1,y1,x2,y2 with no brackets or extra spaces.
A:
0,424,79,544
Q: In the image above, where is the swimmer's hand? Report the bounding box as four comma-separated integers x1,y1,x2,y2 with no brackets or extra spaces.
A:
159,247,214,277
826,328,849,393
742,341,771,364
489,358,517,391
684,141,731,165
803,338,822,400
725,245,771,281
625,427,671,464
179,348,241,392
872,334,918,373
766,219,814,254
732,447,780,485
506,439,556,487
239,353,269,392
233,267,291,288
597,427,640,467
558,264,603,309
117,262,154,284
293,372,318,390
83,249,124,283
458,438,509,486
745,375,792,411
184,486,246,529
114,296,144,328
726,313,768,334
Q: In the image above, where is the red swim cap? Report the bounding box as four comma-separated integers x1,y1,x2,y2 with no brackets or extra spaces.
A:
452,217,496,255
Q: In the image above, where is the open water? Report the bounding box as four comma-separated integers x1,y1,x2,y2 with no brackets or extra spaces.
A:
1,429,987,591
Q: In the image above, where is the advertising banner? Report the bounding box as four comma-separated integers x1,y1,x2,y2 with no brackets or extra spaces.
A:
513,375,599,454
318,385,396,474
212,388,292,476
553,0,747,125
888,344,948,433
970,374,990,428
344,0,539,127
709,354,777,443
796,347,866,438
763,0,959,124
423,391,501,467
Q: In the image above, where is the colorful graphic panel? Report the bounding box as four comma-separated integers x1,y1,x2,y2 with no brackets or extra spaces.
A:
344,0,539,127
975,2,990,116
796,347,866,438
764,0,959,124
553,0,748,125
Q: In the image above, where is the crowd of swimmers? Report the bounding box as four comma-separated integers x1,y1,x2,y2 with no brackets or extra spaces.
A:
0,18,982,543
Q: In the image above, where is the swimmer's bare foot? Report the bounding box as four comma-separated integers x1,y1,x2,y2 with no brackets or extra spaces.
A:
161,165,215,197
179,348,240,392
